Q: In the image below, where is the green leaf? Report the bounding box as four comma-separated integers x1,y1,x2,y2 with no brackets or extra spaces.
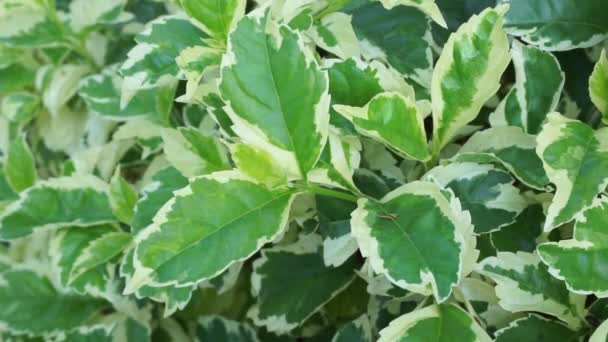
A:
195,315,259,342
590,49,608,123
477,251,585,328
308,127,361,191
351,181,477,302
316,195,358,267
536,113,608,231
489,41,564,134
230,142,288,188
332,315,372,342
0,175,115,240
538,197,608,297
431,5,510,152
494,314,579,342
79,69,176,124
0,1,64,48
591,319,608,342
334,92,429,161
249,234,356,334
110,169,138,224
346,2,433,87
491,203,544,253
69,231,131,285
161,127,230,178
1,92,39,131
181,0,246,41
4,135,37,192
424,162,527,234
455,126,550,190
62,324,115,342
309,12,360,59
499,0,608,51
120,15,207,105
378,0,447,28
0,269,107,335
126,171,296,292
378,304,491,342
68,0,130,32
220,11,330,179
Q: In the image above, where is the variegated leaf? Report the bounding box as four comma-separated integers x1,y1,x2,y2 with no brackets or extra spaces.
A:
316,196,358,267
4,135,36,192
195,316,259,342
536,112,608,231
309,12,360,59
249,234,356,334
0,175,115,240
378,304,491,342
69,0,130,32
125,171,296,291
334,92,429,161
494,314,579,342
477,251,585,328
0,1,64,48
490,41,565,134
69,231,131,285
499,0,608,51
332,315,372,342
378,0,447,28
590,49,608,123
538,197,608,297
181,0,246,41
109,169,138,224
431,5,510,153
351,181,477,302
220,10,329,179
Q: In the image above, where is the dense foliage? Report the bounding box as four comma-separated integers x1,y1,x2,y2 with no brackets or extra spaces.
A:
1,0,608,340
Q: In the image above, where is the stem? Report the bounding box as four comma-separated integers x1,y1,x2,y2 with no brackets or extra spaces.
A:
296,183,359,203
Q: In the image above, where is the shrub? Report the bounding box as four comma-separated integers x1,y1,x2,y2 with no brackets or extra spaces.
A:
1,0,608,340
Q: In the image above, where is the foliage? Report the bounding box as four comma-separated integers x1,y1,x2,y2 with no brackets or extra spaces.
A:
0,0,608,340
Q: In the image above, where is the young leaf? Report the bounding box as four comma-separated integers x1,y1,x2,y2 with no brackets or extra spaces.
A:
536,113,608,231
4,135,36,192
423,162,527,234
334,92,430,161
126,171,296,292
538,197,608,297
181,0,246,41
378,304,491,342
230,142,288,188
490,41,565,134
110,169,138,224
478,251,585,328
249,234,357,334
499,0,608,51
219,10,330,179
351,181,477,302
69,231,132,285
494,314,579,342
1,92,39,131
590,49,608,123
0,269,107,335
455,126,550,190
0,175,115,240
195,315,259,342
431,5,510,152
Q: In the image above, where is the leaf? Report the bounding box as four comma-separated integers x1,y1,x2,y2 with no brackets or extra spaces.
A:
494,314,579,342
230,142,288,188
316,195,358,267
590,49,608,123
431,5,510,152
309,12,360,59
219,10,330,179
455,126,550,190
536,113,608,231
63,324,115,342
161,127,231,178
79,69,176,124
0,269,107,335
378,304,491,342
591,319,608,342
249,234,357,334
181,0,246,41
120,15,207,105
0,1,64,48
538,197,608,297
477,251,585,328
50,225,116,294
332,315,372,342
334,92,429,161
69,0,130,32
69,231,131,285
110,169,138,224
489,41,565,134
0,175,115,240
499,0,608,51
378,0,447,28
351,181,477,302
4,135,36,192
126,171,296,291
1,92,39,131
194,315,259,342
346,2,433,87
491,203,544,253
40,64,92,118
424,162,527,234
